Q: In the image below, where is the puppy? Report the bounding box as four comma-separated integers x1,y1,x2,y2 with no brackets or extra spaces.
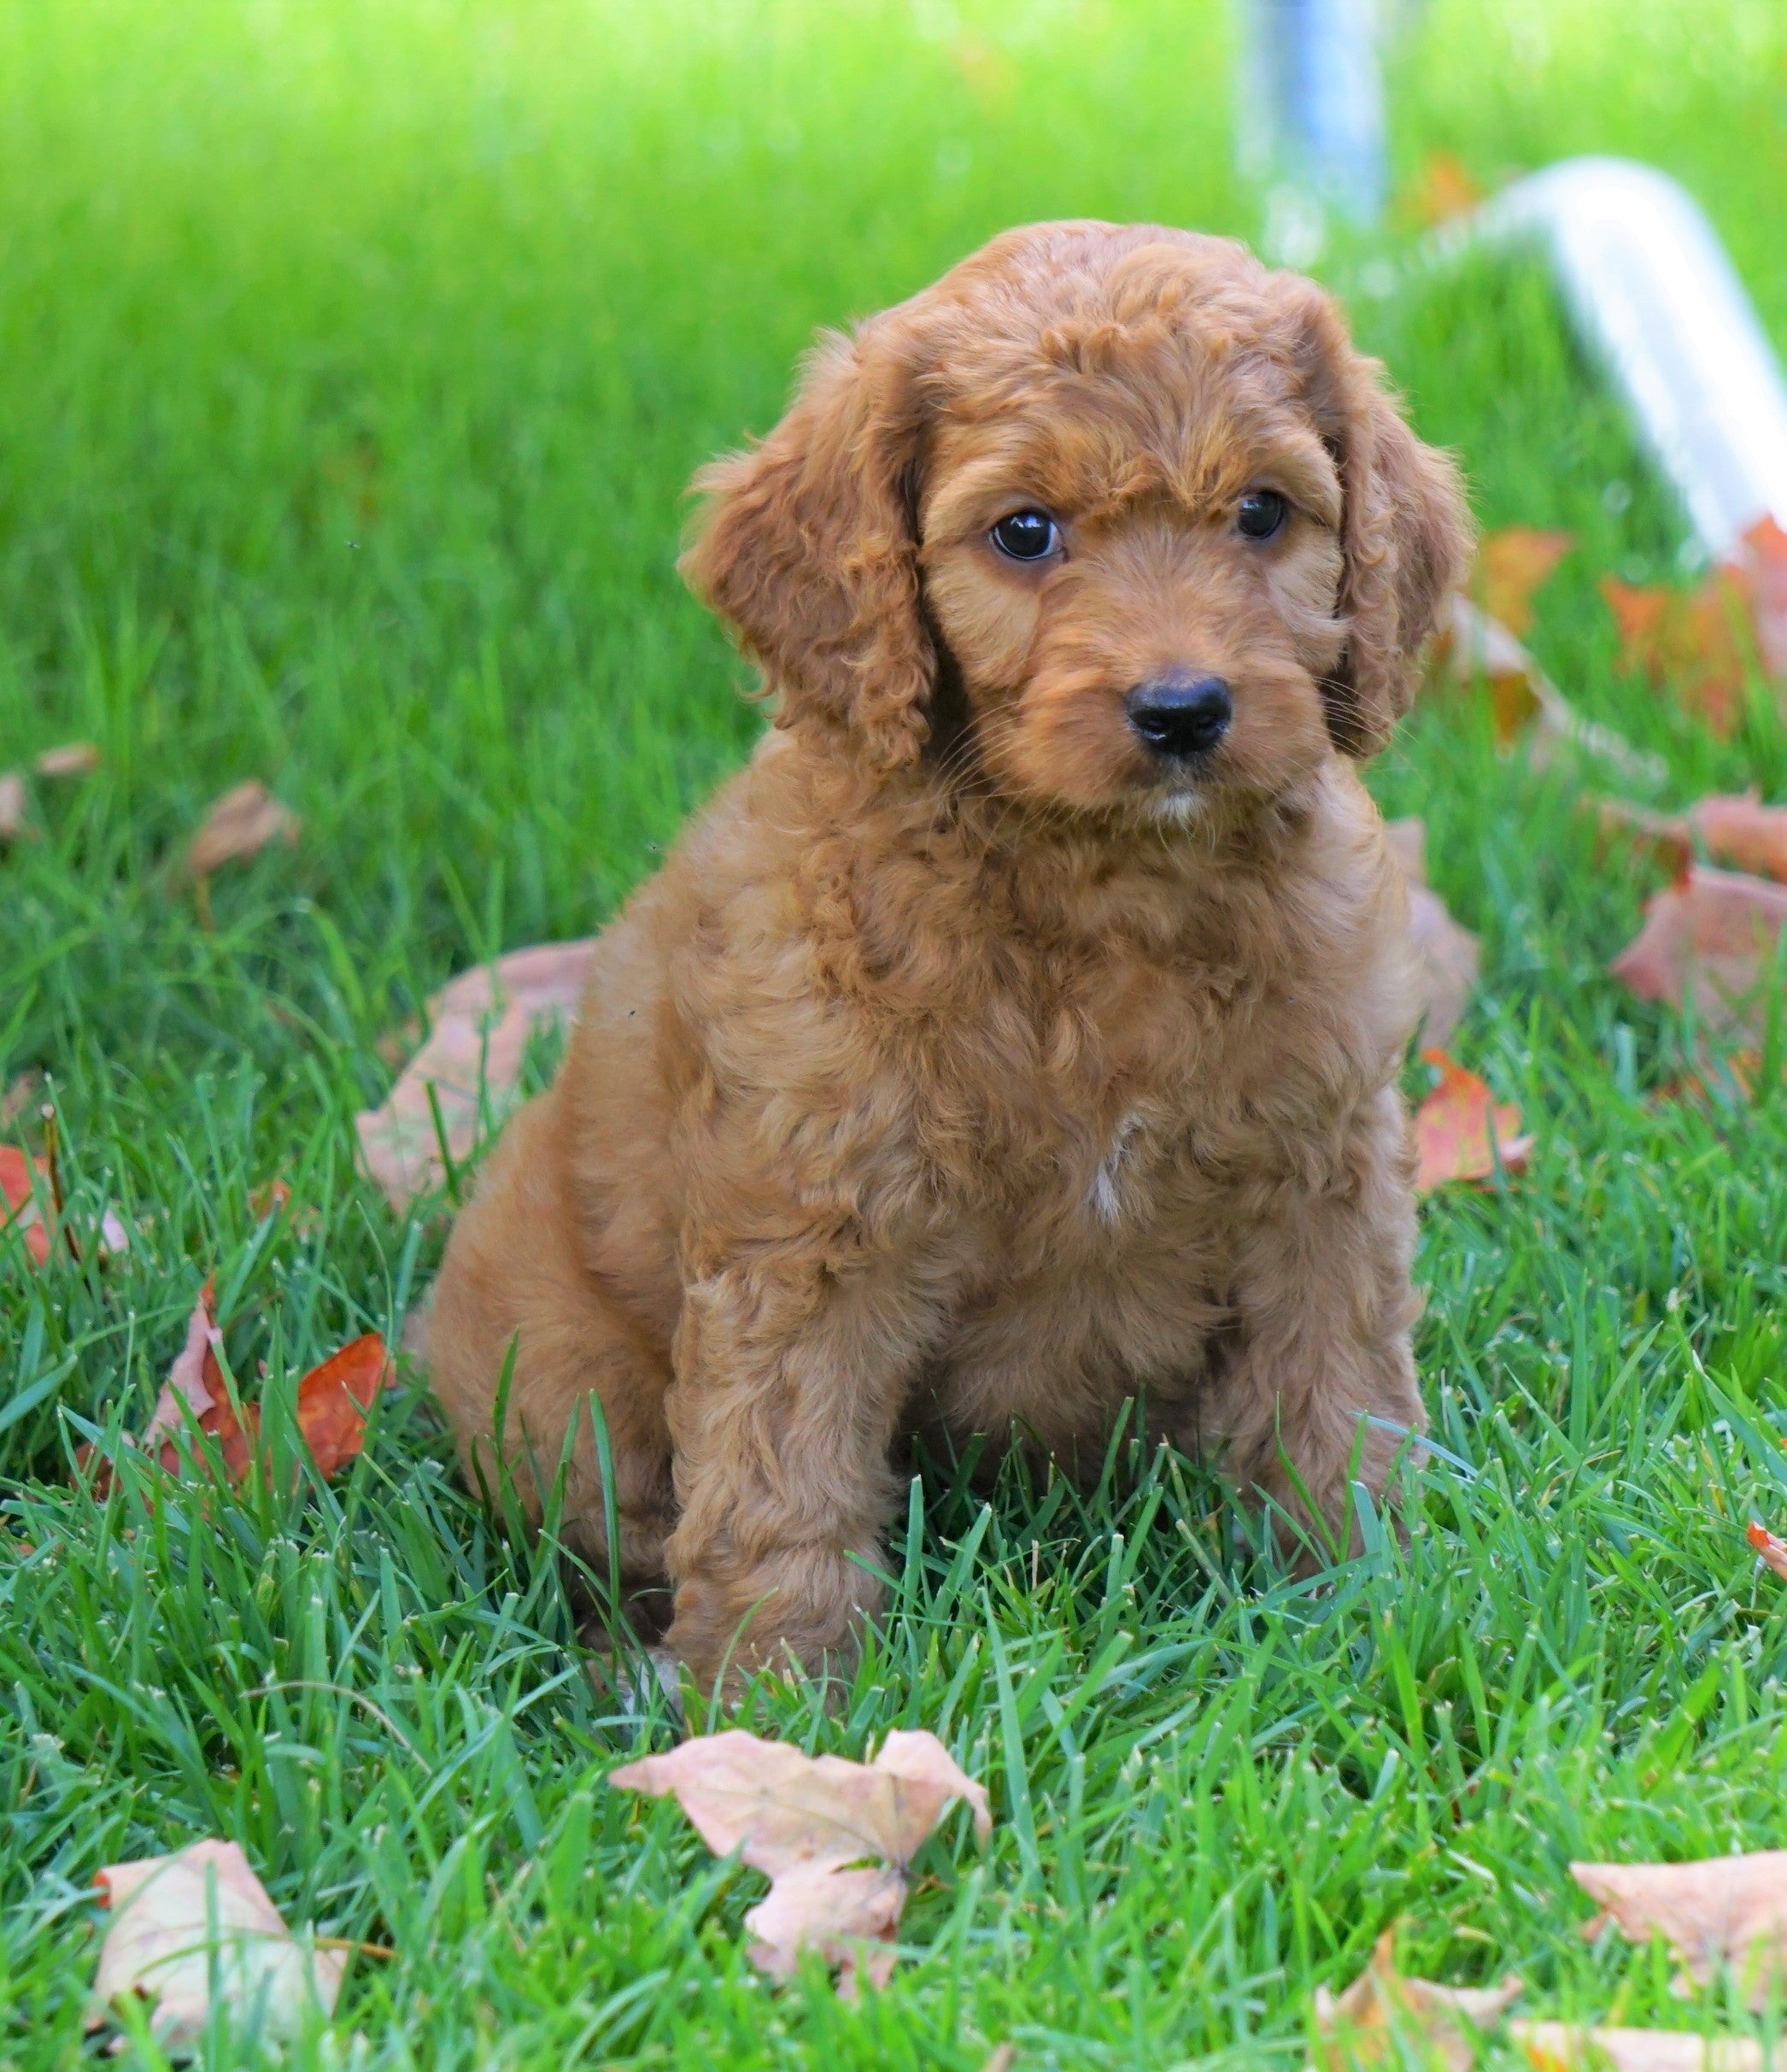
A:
428,220,1471,1688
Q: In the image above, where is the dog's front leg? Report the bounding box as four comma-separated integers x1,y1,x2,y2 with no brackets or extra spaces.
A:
1208,1083,1426,1557
660,1247,945,1691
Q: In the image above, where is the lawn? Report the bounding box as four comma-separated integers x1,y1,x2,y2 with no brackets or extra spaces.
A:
5,0,1787,2064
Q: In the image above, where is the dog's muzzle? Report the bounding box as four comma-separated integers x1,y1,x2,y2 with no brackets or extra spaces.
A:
1125,674,1233,760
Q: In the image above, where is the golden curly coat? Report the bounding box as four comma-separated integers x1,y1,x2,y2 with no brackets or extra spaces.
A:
427,220,1472,1687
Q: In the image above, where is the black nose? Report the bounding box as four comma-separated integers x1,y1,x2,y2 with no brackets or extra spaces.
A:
1125,675,1233,759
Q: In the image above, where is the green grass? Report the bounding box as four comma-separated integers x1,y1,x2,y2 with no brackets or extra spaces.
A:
6,1,1787,2064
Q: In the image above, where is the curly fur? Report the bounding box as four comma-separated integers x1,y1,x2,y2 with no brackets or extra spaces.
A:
427,221,1473,1687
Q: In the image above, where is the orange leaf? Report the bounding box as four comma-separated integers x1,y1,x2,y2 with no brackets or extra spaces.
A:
1431,596,1544,744
0,1145,53,1265
1740,514,1787,679
1749,1521,1787,1582
294,1332,389,1477
1476,527,1573,638
1602,571,1753,737
82,1282,383,1492
1412,1050,1532,1194
1403,149,1483,230
1609,865,1787,1038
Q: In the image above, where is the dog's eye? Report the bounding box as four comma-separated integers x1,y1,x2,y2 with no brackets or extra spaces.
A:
1236,490,1288,541
990,509,1060,561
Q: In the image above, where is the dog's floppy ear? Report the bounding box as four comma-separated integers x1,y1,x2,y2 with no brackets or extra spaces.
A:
1292,286,1473,757
680,320,933,772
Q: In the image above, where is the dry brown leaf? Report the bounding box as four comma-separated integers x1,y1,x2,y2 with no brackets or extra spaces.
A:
1748,1522,1787,1581
0,770,27,843
138,1282,226,1457
355,939,597,1211
124,1280,258,1483
610,1727,990,1994
1385,817,1480,1047
1311,1929,1522,2071
36,740,101,778
1609,866,1787,1039
1592,795,1787,884
1403,150,1484,230
1412,1050,1532,1194
88,1838,345,2049
1477,527,1573,638
1512,2020,1762,2072
185,780,301,879
1,1071,42,1126
1573,1854,1787,2009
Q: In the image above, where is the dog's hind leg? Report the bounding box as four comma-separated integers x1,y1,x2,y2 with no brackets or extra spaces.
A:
428,1091,677,1617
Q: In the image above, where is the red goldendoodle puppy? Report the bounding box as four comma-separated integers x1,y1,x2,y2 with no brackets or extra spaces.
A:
428,220,1471,1687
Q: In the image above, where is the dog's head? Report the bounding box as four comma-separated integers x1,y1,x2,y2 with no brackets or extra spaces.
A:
683,221,1470,823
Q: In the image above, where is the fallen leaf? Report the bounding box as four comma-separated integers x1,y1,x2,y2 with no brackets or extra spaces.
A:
1573,1853,1787,2009
1512,2020,1762,2072
1,1071,42,1125
1747,1522,1787,1582
1653,1049,1763,1112
0,770,26,842
89,1838,345,2049
1412,1050,1532,1194
610,1727,990,1994
1403,149,1483,230
185,780,301,879
1,1137,130,1272
133,1281,257,1482
0,1147,53,1265
1385,818,1480,1047
1434,595,1544,744
85,1283,387,1491
1743,515,1787,679
1602,571,1753,738
292,1333,390,1477
1592,795,1787,884
1432,596,1665,784
1311,1929,1521,2071
355,939,597,1211
1609,866,1787,1039
36,740,101,778
1477,527,1573,638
